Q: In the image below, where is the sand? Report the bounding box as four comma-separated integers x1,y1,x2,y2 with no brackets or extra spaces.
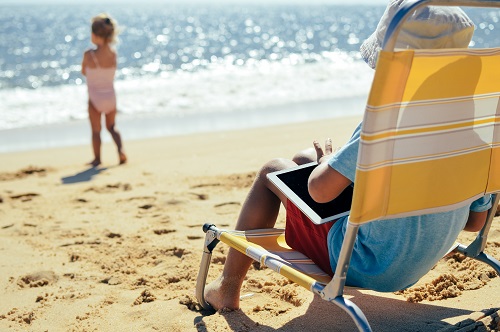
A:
0,115,499,332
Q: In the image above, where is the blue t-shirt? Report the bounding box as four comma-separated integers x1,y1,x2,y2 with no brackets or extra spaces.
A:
327,123,492,292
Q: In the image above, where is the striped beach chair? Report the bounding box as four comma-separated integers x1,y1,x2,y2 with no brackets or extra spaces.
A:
196,0,500,331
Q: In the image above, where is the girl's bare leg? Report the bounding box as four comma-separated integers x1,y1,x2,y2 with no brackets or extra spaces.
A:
204,158,298,310
105,110,126,164
88,102,102,167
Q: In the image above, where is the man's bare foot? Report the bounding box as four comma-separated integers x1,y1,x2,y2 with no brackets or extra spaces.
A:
204,276,241,311
88,159,101,167
119,152,127,165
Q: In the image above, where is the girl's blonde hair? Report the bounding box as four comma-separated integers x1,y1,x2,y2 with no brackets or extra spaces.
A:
91,13,119,44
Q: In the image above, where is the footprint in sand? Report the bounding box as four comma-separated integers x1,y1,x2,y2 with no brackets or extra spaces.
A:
396,255,498,303
133,289,156,305
119,196,158,214
17,271,58,288
189,192,209,200
124,196,156,202
190,172,255,191
166,199,185,205
179,295,203,311
190,183,221,189
84,182,132,194
226,172,256,188
10,193,40,202
1,308,36,325
101,276,122,285
165,247,189,258
0,166,52,182
106,232,122,239
211,256,226,264
214,201,241,215
153,229,176,235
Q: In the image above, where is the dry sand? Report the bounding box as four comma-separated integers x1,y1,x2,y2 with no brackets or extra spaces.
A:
0,116,499,331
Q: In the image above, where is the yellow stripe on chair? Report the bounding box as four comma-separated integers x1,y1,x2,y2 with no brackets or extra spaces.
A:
386,151,489,214
351,47,500,224
350,149,490,223
404,49,500,101
367,51,413,107
368,48,500,107
219,229,332,288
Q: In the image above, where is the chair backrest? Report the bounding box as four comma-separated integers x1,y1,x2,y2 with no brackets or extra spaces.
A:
350,47,500,223
324,0,500,304
349,2,500,224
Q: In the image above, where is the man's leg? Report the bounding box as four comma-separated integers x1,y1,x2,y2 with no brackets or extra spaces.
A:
204,158,297,310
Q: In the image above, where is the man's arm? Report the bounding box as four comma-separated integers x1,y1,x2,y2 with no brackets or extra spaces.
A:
309,162,351,203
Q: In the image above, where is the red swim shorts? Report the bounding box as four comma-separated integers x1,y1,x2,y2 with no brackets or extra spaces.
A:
284,200,335,276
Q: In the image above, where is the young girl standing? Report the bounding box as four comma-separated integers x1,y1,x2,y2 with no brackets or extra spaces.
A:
81,13,126,167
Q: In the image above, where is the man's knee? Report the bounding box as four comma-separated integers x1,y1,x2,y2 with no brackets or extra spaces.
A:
258,158,296,179
292,148,316,165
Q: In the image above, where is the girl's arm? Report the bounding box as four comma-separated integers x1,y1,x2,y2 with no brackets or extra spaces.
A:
111,50,117,67
81,51,88,76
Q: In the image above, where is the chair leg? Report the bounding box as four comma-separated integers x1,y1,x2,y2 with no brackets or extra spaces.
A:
195,224,220,311
454,195,500,276
332,296,373,332
456,243,500,276
474,252,500,275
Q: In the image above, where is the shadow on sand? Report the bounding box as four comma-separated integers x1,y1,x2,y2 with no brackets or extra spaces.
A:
61,166,108,184
194,290,498,331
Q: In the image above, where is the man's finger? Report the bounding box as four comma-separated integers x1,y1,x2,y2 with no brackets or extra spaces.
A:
325,138,333,154
313,140,323,156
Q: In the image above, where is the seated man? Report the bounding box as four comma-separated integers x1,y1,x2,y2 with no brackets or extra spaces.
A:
204,0,491,311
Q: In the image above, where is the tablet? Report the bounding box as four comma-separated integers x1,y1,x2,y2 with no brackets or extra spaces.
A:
267,162,353,224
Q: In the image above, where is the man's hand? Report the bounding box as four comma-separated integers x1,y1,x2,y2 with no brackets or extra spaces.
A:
313,138,340,164
308,139,351,203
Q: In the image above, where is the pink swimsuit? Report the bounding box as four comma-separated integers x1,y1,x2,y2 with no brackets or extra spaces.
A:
85,51,116,114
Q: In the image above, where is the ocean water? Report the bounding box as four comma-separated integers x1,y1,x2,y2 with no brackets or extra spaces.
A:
0,3,498,152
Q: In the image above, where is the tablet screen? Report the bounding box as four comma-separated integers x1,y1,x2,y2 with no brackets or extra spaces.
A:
275,164,353,220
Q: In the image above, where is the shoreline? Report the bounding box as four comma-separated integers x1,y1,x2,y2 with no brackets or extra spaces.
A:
0,96,367,154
